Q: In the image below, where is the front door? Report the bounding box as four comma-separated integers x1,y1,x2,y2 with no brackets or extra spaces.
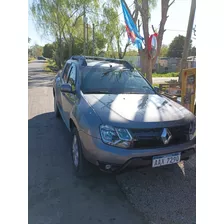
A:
61,63,78,129
55,62,71,112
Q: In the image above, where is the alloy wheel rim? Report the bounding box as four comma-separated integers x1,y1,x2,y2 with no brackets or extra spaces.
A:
72,135,79,167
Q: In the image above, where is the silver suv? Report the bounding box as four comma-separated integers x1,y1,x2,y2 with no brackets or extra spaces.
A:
53,56,196,176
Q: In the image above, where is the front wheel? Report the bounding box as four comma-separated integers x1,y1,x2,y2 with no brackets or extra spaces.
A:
71,128,93,177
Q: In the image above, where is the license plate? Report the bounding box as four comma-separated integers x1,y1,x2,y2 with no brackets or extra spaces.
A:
152,152,181,168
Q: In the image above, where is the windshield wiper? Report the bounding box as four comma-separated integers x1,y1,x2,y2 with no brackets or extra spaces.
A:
102,69,115,75
102,68,131,76
82,90,110,94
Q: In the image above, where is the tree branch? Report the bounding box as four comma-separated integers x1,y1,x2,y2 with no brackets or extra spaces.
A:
132,9,136,17
62,29,68,44
122,41,131,58
152,25,156,33
168,0,175,8
134,0,143,13
133,10,139,24
153,0,175,65
72,13,83,27
61,9,79,31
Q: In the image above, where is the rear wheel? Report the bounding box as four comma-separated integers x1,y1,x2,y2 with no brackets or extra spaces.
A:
71,127,93,177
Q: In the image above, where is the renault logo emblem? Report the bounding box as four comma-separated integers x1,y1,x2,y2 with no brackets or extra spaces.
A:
161,128,172,144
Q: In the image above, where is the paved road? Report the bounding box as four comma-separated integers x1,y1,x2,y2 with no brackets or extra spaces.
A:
28,60,146,224
152,77,178,84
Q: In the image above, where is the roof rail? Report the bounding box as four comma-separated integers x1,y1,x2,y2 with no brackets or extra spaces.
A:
70,55,87,66
70,55,134,69
84,56,134,69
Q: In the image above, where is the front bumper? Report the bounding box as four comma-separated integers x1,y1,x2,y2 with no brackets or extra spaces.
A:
79,130,196,173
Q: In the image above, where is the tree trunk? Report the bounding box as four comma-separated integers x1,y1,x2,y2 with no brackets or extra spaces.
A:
117,39,122,59
68,40,73,58
138,0,152,82
153,0,175,67
122,0,174,83
57,37,64,69
139,50,152,84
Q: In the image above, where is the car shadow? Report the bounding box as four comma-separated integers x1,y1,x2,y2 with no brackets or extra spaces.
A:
28,112,147,224
116,156,196,224
29,60,48,64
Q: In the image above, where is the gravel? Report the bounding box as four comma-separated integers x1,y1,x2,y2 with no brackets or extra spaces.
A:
116,155,196,224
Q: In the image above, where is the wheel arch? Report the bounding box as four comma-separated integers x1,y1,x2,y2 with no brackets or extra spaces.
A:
69,118,77,132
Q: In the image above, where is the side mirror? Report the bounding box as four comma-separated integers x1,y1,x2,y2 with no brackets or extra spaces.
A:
154,86,160,93
61,83,74,93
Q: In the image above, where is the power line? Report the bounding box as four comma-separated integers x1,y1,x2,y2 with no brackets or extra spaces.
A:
166,29,186,32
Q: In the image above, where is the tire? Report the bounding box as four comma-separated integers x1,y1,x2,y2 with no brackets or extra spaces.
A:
54,95,60,118
71,127,93,177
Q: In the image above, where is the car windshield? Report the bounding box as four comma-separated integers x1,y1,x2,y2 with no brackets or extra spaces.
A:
80,66,156,94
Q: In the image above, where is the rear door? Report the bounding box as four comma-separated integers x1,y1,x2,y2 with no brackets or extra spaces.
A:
55,62,71,117
61,62,78,128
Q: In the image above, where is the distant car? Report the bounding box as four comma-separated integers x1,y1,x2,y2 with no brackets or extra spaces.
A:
37,56,46,60
53,56,196,177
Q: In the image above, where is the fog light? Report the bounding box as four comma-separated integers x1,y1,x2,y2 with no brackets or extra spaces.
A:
105,164,111,170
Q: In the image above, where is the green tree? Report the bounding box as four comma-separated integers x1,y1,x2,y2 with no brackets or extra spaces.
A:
29,44,43,58
43,43,55,58
31,0,99,68
125,50,139,56
100,2,131,59
62,29,107,58
94,31,107,55
190,46,196,56
167,35,192,58
159,45,168,57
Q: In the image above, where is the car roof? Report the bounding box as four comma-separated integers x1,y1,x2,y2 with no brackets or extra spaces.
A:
67,56,134,70
85,59,124,68
68,58,123,66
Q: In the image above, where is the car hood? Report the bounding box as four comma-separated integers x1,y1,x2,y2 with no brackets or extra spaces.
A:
83,93,194,128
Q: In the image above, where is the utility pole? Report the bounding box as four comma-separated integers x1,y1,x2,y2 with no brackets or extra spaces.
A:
179,0,196,83
86,23,89,55
92,23,95,56
83,6,86,55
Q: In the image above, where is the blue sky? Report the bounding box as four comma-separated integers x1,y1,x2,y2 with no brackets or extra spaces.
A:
28,0,196,47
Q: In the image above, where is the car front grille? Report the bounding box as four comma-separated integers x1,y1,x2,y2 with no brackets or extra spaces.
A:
130,124,190,149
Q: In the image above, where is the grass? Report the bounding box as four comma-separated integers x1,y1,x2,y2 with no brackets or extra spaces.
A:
136,67,179,78
152,83,159,88
152,72,179,77
44,59,59,73
28,57,35,63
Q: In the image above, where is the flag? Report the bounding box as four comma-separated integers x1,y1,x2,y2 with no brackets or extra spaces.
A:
120,0,144,49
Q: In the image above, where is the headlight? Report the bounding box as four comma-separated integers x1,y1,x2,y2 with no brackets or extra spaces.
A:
189,119,196,140
100,125,133,148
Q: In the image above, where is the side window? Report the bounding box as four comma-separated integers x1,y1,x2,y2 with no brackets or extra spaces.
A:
62,63,71,82
68,64,77,91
